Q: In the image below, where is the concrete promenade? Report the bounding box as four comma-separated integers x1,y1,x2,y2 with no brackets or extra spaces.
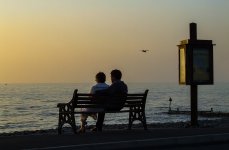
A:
0,128,229,150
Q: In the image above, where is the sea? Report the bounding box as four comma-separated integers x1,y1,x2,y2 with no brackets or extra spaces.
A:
0,82,229,133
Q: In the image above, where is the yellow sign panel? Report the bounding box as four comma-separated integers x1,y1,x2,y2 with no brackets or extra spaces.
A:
179,48,186,84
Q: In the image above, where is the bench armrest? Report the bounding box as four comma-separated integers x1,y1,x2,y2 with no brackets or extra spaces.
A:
57,103,68,107
57,99,75,113
57,89,78,111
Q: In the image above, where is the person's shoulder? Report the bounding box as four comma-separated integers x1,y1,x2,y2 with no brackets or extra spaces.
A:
118,81,128,90
90,84,97,93
93,83,109,91
114,80,127,86
122,81,128,87
95,83,109,87
102,83,110,87
91,84,97,89
110,81,127,89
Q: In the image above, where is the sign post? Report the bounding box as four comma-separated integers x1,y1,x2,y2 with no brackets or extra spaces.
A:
190,23,198,127
178,23,214,126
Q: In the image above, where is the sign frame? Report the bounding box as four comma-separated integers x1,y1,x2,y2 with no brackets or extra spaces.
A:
178,40,214,85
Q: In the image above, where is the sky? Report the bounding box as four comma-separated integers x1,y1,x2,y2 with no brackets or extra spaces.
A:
0,0,229,83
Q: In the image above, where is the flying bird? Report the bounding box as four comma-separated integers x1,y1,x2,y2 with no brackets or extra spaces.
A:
140,50,149,53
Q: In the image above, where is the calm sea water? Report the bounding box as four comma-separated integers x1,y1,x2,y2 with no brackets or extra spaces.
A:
0,82,229,133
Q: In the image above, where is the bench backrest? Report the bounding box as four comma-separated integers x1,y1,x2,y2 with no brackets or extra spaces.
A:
124,90,148,109
70,89,148,110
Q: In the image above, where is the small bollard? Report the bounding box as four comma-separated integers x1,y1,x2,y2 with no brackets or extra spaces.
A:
169,97,172,112
211,108,213,112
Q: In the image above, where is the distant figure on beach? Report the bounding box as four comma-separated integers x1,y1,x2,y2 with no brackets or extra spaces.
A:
93,69,128,132
78,72,109,133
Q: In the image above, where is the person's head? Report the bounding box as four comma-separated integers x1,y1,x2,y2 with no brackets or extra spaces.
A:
110,69,122,83
95,72,106,83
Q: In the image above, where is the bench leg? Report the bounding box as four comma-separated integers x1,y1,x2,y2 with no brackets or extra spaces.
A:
128,111,133,130
71,115,77,134
58,124,63,134
129,106,147,130
58,112,77,134
58,113,64,134
142,112,147,130
68,112,77,134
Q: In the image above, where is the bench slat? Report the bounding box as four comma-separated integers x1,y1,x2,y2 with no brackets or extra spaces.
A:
126,97,144,100
73,110,131,114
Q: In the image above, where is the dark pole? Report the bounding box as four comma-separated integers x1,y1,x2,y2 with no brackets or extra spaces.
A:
191,84,198,126
190,23,197,40
190,23,198,126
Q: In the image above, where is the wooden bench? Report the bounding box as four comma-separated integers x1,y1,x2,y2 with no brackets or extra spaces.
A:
57,89,149,134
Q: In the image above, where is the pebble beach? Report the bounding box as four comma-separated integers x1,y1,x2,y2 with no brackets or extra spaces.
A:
1,117,228,137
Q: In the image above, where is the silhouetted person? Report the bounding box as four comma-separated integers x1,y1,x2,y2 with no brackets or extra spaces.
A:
93,69,128,132
78,72,109,133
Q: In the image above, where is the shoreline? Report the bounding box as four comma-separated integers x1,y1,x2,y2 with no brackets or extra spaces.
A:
1,117,228,137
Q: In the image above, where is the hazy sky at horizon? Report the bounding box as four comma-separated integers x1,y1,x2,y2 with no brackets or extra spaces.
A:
0,0,229,83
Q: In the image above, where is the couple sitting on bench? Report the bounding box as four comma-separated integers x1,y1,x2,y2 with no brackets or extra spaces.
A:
79,69,128,133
